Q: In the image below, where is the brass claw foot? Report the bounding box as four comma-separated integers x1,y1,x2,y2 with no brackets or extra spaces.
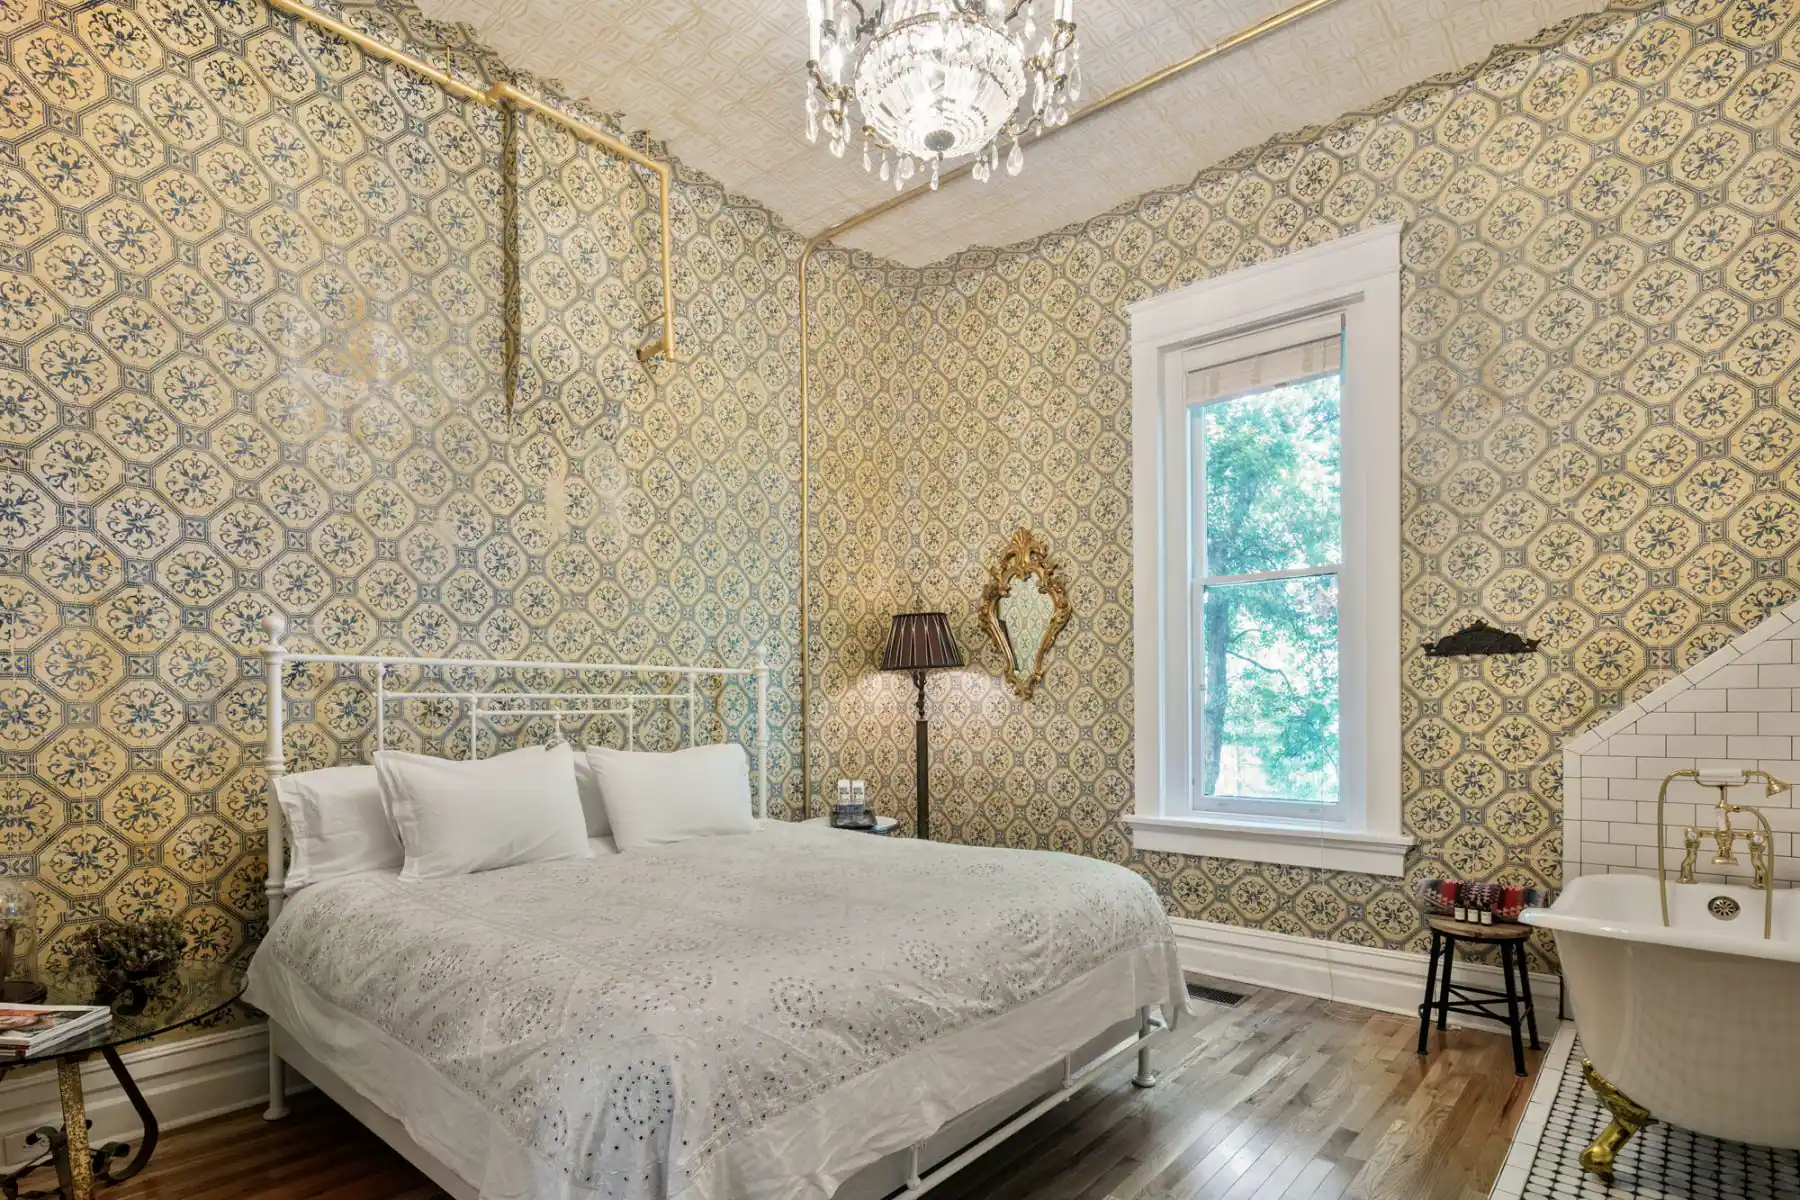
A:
1579,1060,1656,1177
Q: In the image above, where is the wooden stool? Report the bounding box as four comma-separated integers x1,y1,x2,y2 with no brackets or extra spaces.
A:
1416,915,1540,1076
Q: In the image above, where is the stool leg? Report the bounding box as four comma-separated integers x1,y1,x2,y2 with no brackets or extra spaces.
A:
1517,941,1540,1050
1436,935,1455,1032
1501,941,1526,1077
1418,930,1441,1055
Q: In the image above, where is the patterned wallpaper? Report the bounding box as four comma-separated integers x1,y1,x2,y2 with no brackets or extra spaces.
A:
809,0,1800,964
5,0,1796,988
0,0,802,971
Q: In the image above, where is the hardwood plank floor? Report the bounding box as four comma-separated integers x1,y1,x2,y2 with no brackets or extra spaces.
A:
51,980,1542,1200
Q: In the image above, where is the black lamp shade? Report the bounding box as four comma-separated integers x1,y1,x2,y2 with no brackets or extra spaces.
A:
883,612,963,672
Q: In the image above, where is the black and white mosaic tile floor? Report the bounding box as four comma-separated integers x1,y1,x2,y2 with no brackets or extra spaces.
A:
1490,1027,1800,1200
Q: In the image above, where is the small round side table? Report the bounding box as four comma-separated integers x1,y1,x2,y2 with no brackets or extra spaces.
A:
801,816,900,836
0,964,245,1200
1416,915,1539,1077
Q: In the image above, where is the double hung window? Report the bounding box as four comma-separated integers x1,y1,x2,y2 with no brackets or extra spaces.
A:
1127,225,1410,875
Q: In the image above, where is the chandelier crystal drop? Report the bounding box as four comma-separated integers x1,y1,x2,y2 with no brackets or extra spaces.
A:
805,0,1079,191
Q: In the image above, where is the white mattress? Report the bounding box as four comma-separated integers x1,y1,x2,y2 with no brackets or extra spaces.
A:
247,822,1184,1200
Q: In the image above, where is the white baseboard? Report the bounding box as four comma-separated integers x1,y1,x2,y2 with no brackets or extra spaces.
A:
0,1023,303,1170
1172,917,1562,1036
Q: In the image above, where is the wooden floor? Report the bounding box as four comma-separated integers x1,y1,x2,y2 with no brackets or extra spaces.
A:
59,981,1542,1200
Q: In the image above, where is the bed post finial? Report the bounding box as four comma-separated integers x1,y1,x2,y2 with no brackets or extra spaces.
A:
261,609,290,1121
755,646,770,822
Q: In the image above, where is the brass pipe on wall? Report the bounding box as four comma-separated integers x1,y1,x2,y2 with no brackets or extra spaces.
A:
266,0,677,364
267,0,487,101
500,104,522,419
794,0,1345,816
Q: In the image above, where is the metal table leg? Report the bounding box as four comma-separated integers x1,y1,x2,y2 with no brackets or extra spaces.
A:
1417,929,1441,1055
93,1046,156,1184
1501,942,1526,1077
54,1059,92,1200
1435,933,1455,1031
1516,946,1541,1051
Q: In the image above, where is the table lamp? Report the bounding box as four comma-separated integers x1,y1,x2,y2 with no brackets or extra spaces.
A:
882,612,963,841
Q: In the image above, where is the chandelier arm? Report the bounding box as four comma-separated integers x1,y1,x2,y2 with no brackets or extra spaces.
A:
861,125,900,155
806,60,852,102
843,0,881,38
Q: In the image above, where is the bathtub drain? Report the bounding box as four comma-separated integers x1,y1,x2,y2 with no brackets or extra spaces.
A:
1707,895,1740,920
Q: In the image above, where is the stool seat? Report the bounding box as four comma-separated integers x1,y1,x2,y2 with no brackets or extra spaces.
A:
1425,914,1531,941
1417,914,1540,1076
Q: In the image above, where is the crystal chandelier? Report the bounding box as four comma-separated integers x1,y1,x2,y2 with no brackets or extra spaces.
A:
805,1,1080,191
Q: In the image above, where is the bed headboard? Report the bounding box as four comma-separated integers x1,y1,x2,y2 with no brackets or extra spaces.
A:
259,612,770,926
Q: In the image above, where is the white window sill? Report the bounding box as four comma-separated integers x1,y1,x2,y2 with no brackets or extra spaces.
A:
1124,813,1413,876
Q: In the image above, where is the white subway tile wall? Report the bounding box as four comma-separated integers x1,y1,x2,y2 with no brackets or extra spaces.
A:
1565,604,1800,889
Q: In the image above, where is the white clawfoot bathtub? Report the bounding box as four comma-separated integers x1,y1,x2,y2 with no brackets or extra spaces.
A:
1523,873,1800,1151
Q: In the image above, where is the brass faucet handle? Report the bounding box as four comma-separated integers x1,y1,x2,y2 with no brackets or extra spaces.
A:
1678,828,1703,884
1749,831,1772,889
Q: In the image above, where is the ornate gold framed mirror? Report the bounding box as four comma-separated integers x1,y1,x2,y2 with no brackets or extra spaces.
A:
980,528,1070,701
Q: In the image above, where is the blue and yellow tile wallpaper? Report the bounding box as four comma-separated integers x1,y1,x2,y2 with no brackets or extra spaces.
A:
2,0,803,970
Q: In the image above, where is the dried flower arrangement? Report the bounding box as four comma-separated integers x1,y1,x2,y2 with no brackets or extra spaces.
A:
67,916,185,1010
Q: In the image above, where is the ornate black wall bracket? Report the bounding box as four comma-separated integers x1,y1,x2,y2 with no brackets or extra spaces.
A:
1422,620,1541,658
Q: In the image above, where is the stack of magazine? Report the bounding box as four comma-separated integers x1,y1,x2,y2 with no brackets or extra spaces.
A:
0,1004,111,1060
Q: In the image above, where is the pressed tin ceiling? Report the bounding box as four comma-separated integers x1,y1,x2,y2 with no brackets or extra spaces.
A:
417,0,1608,266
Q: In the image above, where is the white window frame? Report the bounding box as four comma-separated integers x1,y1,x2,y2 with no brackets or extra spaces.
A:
1125,224,1411,876
1185,312,1346,825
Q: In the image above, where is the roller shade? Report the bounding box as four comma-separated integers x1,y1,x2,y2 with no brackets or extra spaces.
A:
1184,313,1343,406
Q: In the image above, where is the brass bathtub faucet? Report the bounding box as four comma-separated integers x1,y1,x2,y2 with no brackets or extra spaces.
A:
1658,767,1786,939
1678,824,1773,884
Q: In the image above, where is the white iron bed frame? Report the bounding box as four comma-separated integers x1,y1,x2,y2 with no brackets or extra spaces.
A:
255,612,1168,1200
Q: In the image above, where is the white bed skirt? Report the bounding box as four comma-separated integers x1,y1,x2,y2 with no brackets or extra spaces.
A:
250,941,1175,1200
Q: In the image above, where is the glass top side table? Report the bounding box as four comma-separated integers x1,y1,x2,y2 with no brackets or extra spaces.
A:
0,964,245,1200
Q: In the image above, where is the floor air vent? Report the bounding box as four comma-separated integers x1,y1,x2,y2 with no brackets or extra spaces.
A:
1186,981,1248,1007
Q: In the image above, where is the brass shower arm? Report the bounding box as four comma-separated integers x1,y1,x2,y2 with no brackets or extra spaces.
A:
1745,768,1791,797
265,0,678,367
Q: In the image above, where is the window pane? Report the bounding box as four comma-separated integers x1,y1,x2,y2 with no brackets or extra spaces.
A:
1198,372,1341,577
1198,574,1338,805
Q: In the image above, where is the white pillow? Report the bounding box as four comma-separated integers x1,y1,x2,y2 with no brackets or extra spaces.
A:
572,749,612,837
587,743,758,852
273,765,401,892
375,744,594,881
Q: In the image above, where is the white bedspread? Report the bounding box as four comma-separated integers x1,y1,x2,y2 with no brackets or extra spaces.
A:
248,822,1183,1200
